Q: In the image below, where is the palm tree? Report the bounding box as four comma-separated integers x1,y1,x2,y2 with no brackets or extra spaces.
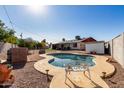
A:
62,38,66,42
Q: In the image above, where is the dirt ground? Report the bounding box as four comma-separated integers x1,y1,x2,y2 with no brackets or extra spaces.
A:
103,59,124,88
10,61,52,88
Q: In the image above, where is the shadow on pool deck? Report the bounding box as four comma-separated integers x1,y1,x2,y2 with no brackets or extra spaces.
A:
83,71,103,88
65,76,83,88
64,73,103,88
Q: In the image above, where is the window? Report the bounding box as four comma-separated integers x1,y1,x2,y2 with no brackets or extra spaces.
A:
73,43,77,47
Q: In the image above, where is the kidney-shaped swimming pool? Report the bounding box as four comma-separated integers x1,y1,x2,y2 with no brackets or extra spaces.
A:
48,53,95,68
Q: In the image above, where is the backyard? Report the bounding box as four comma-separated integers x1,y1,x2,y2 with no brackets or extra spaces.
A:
0,5,124,89
1,49,124,88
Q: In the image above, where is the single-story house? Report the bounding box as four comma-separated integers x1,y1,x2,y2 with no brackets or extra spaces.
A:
52,37,96,50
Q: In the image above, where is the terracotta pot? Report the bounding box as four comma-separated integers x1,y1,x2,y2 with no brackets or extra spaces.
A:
0,64,12,83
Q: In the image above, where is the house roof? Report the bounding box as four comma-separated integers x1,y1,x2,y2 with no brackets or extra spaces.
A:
81,37,97,42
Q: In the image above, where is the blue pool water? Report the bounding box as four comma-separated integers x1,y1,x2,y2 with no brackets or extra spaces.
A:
48,53,95,68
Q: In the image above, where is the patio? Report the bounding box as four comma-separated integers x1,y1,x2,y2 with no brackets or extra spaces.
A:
34,51,115,88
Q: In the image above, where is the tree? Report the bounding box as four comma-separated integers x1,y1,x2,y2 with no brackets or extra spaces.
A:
42,39,46,43
17,39,25,47
24,37,33,42
0,29,5,42
5,29,16,44
6,36,17,44
0,19,17,43
0,19,48,49
23,38,36,49
0,20,6,42
0,20,5,28
35,39,47,49
40,41,46,49
36,42,45,49
41,39,47,48
62,38,66,42
75,35,81,40
7,29,15,36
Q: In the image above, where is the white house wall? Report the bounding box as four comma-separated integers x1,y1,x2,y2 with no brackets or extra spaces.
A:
80,42,85,50
55,42,85,50
85,42,105,54
77,42,81,49
70,42,81,50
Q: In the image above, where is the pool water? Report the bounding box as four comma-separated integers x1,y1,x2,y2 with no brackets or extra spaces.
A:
48,53,95,68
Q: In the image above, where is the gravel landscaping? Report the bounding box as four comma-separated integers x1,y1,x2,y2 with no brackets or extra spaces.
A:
27,54,45,62
10,61,53,88
0,53,52,88
103,59,124,88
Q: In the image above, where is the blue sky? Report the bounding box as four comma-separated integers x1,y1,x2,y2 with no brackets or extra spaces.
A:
0,5,124,43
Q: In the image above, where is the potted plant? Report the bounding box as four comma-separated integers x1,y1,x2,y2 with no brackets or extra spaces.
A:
0,64,12,84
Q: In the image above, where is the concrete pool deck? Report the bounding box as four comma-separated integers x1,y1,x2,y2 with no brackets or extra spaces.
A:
34,53,115,88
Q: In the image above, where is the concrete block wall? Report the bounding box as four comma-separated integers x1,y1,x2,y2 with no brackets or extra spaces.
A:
0,42,18,53
109,33,124,67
